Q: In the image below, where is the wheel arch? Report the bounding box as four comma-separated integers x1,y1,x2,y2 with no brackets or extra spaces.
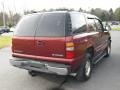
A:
86,46,94,59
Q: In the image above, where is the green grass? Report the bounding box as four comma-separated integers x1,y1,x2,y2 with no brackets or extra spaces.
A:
0,36,12,49
112,27,120,31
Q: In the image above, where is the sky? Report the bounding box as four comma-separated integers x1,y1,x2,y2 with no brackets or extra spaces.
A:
0,0,120,14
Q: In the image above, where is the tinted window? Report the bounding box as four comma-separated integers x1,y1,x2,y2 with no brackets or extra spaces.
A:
14,14,40,36
36,13,65,37
70,13,87,34
94,19,103,31
87,18,97,32
65,13,72,36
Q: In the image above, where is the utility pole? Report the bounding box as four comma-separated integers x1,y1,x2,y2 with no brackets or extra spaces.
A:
2,1,6,27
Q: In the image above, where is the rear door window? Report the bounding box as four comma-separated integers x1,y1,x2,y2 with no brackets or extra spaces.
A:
14,14,40,36
87,18,97,32
35,13,66,37
70,13,87,34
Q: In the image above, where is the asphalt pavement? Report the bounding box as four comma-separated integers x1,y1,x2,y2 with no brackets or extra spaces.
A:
0,31,120,90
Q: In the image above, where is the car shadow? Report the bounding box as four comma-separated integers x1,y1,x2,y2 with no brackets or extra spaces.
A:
39,56,112,90
36,72,70,90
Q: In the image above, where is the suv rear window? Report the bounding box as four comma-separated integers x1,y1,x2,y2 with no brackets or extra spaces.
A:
14,14,40,36
35,13,66,37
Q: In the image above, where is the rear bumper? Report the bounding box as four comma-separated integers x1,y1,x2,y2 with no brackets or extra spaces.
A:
10,57,71,75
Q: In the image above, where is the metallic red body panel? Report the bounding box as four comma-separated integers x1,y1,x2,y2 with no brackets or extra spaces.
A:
35,37,66,58
12,31,110,71
12,36,35,55
12,36,84,71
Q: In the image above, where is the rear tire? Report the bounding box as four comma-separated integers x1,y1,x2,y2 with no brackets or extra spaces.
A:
28,70,37,77
76,53,92,82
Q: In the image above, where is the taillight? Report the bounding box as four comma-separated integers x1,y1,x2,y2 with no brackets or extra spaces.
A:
12,38,14,53
66,42,75,59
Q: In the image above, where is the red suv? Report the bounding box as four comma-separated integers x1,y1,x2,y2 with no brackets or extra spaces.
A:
10,11,111,81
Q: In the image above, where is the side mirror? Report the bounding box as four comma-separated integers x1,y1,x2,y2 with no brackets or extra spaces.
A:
104,25,111,31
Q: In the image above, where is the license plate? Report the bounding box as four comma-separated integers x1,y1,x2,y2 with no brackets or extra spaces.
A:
29,61,46,68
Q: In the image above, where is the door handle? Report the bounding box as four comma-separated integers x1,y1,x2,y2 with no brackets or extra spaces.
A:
36,41,44,46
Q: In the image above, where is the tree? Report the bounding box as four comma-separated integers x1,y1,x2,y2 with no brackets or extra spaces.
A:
115,7,120,21
48,8,54,11
108,8,114,21
79,8,83,12
55,8,74,11
90,8,95,15
8,10,21,27
13,13,21,25
90,8,109,21
0,13,3,26
101,11,109,21
90,8,103,18
0,12,9,26
24,10,38,15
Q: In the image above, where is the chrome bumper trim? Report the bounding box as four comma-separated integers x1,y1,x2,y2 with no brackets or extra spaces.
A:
10,58,70,75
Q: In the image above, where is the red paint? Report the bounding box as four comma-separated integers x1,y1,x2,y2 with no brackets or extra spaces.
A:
12,30,110,71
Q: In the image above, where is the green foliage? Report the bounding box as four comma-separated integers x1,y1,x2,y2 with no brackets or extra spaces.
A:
0,7,120,27
109,8,114,21
23,7,120,22
90,8,109,21
0,12,9,26
24,8,75,15
0,12,21,27
90,7,120,21
112,27,120,31
115,7,120,21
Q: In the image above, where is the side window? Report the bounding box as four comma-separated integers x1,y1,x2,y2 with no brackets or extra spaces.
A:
87,18,97,32
94,19,103,31
70,13,87,34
